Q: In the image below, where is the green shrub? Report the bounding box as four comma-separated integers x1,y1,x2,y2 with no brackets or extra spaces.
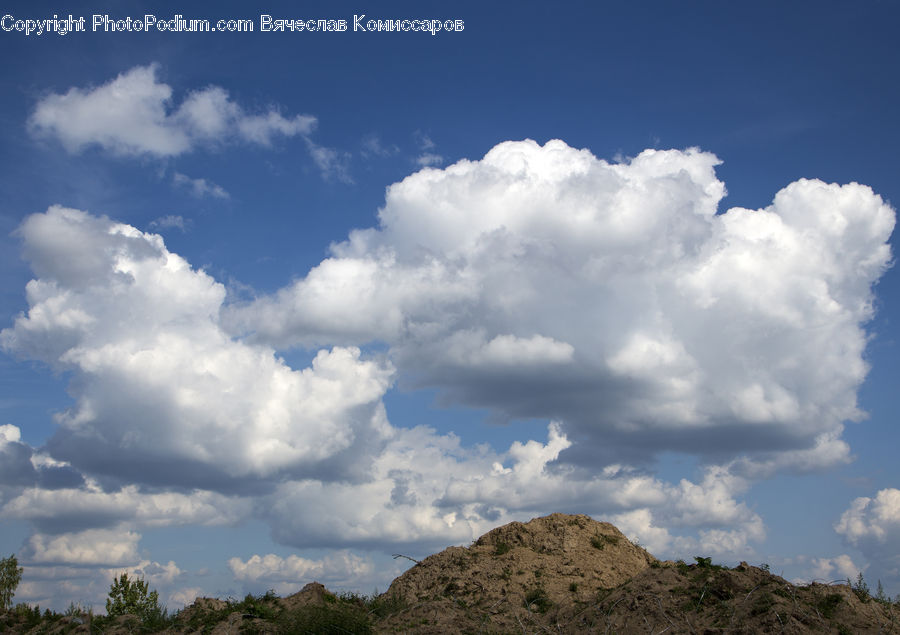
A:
590,534,620,550
817,593,842,619
13,603,42,629
106,572,168,627
279,603,373,634
749,592,775,616
233,590,281,620
362,591,406,619
524,587,551,613
850,572,870,603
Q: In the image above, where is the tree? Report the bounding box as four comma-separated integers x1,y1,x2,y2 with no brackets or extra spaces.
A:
876,579,888,603
0,554,23,610
105,572,163,623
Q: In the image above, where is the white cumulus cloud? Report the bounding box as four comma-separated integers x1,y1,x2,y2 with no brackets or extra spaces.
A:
836,489,900,545
0,206,394,490
805,554,862,583
835,488,900,586
25,528,141,566
226,139,895,472
3,483,249,533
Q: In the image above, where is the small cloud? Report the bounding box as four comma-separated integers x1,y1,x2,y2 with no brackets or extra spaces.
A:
415,131,436,151
413,132,443,167
360,134,399,159
416,152,444,167
305,139,353,183
173,172,229,199
236,110,316,146
0,424,21,443
149,215,190,232
29,64,316,158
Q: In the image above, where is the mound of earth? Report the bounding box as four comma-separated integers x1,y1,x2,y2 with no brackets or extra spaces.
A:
375,513,898,634
582,561,898,634
169,582,364,634
379,513,657,632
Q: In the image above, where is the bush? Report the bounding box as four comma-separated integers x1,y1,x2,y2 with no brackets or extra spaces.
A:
875,579,890,604
12,603,42,629
817,593,843,619
363,591,407,619
106,572,167,625
279,603,373,634
0,554,23,610
850,572,870,603
590,533,620,550
232,591,280,620
524,587,551,613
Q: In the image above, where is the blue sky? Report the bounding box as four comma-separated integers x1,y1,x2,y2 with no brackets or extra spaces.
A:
2,0,900,611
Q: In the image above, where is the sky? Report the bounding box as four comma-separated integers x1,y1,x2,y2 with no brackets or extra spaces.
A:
1,0,899,612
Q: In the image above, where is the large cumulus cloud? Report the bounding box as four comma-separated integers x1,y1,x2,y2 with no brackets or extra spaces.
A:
1,206,394,492
227,139,895,468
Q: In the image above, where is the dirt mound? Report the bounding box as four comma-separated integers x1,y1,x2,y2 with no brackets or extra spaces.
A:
580,561,899,634
378,513,658,633
376,514,900,634
279,581,330,611
170,583,345,634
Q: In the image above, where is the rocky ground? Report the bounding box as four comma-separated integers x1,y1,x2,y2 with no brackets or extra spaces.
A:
3,513,898,633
